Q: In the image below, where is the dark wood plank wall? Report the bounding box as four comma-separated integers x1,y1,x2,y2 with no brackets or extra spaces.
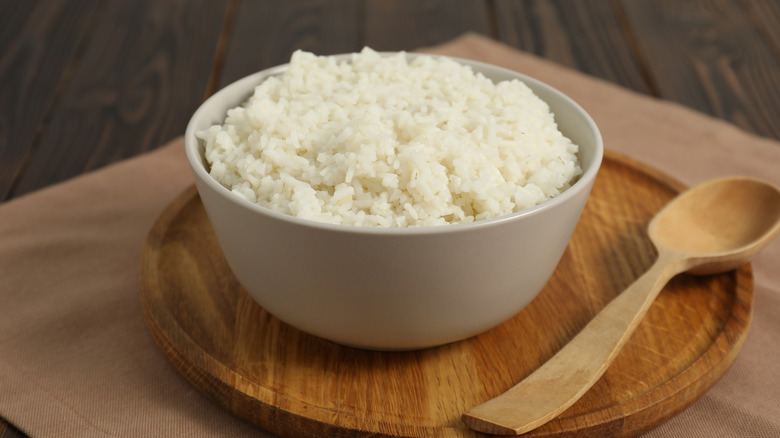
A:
2,0,779,204
363,0,492,49
217,0,360,88
494,0,652,94
3,0,229,198
622,0,780,138
0,0,104,199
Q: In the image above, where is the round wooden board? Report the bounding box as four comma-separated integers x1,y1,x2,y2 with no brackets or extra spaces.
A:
140,150,752,438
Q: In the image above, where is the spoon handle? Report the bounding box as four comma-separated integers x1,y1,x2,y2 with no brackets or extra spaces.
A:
462,250,685,435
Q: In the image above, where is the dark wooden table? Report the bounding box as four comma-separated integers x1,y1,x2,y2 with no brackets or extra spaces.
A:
1,1,778,436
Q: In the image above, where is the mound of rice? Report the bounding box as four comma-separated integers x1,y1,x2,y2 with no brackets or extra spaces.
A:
198,48,581,227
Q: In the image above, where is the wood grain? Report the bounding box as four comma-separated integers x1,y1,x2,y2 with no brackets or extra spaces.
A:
363,0,492,51
493,0,651,94
140,151,753,438
216,0,360,89
746,0,780,56
8,0,230,198
620,0,780,139
0,0,102,201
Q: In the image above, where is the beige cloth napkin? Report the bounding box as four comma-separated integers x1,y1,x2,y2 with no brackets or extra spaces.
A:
1,33,778,437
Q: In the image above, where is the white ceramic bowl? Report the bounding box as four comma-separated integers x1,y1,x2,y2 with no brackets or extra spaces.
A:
185,54,603,350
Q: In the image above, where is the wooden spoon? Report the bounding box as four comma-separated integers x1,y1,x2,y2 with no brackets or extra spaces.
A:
462,176,780,435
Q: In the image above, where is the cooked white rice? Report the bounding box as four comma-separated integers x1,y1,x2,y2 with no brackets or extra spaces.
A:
197,48,581,227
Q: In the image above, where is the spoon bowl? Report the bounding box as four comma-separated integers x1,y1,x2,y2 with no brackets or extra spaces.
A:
650,177,780,275
462,176,780,435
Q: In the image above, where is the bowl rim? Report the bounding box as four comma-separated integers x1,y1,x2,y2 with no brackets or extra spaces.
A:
185,52,604,236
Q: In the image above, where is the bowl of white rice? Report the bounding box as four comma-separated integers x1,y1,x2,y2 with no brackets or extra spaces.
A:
185,48,603,350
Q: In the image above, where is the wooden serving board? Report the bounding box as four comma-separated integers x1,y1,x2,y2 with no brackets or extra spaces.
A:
140,150,752,438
